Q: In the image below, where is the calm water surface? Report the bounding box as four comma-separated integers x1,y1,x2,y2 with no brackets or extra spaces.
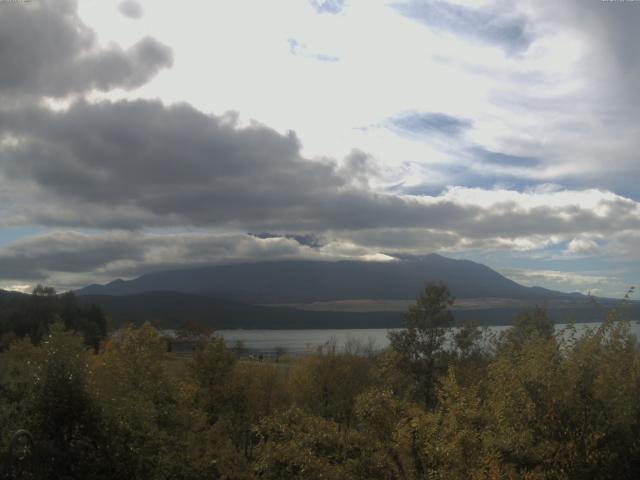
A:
218,321,640,356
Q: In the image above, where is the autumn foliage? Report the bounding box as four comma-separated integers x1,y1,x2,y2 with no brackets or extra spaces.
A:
1,283,640,479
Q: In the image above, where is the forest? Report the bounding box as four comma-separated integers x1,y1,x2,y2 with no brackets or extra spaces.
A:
1,283,639,479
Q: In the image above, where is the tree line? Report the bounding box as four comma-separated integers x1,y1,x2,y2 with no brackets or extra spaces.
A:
0,285,107,352
1,283,639,479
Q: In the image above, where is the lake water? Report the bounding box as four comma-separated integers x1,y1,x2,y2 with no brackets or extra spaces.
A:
218,321,640,356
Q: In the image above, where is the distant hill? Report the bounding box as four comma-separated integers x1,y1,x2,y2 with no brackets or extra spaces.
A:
78,290,629,330
0,289,26,299
78,291,403,329
76,254,578,303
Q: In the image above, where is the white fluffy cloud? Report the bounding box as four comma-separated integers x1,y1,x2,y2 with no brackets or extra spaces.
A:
498,267,615,296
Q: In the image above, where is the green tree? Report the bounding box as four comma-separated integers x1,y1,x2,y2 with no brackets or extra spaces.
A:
31,284,56,297
453,321,482,359
60,292,108,351
482,312,640,478
501,305,554,350
291,340,373,426
92,323,201,479
355,388,429,479
254,407,396,480
186,336,255,476
0,287,108,350
2,322,109,479
387,282,454,407
188,336,237,425
421,369,486,480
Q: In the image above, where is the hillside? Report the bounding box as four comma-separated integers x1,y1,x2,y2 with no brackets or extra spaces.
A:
78,291,402,329
77,290,630,330
77,254,577,303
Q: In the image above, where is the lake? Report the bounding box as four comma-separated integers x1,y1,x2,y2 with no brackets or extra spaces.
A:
218,321,640,356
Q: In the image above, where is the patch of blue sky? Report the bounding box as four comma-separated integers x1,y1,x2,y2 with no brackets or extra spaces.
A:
553,176,640,203
288,38,339,63
394,164,541,197
308,0,346,15
456,248,637,299
390,111,471,137
392,0,533,54
0,226,46,247
469,146,540,168
450,249,624,298
315,53,339,62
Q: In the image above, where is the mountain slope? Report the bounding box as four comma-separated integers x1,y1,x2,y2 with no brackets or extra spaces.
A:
77,254,576,303
79,290,623,330
78,291,403,329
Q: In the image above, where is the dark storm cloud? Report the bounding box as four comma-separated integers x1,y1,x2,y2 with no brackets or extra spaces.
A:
390,111,471,137
337,150,379,187
118,0,144,19
0,100,350,229
393,0,533,54
0,230,323,286
551,1,640,71
0,0,172,98
0,102,401,232
1,99,639,239
550,0,640,113
0,230,145,281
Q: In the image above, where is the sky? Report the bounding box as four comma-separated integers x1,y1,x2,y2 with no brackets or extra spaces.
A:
0,0,639,297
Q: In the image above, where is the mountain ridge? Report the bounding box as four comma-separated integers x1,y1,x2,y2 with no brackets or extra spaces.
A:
76,254,580,303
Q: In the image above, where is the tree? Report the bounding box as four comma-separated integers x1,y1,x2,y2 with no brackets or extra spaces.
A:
387,282,454,407
188,336,237,426
355,388,424,478
253,407,397,480
290,341,372,426
60,292,108,352
92,323,193,479
0,287,108,350
31,284,56,297
501,305,554,351
453,321,482,359
2,322,109,479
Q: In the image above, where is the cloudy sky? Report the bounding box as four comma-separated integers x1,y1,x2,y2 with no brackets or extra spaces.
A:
0,0,639,296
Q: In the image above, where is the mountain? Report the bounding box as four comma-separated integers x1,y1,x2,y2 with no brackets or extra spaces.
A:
76,254,575,303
